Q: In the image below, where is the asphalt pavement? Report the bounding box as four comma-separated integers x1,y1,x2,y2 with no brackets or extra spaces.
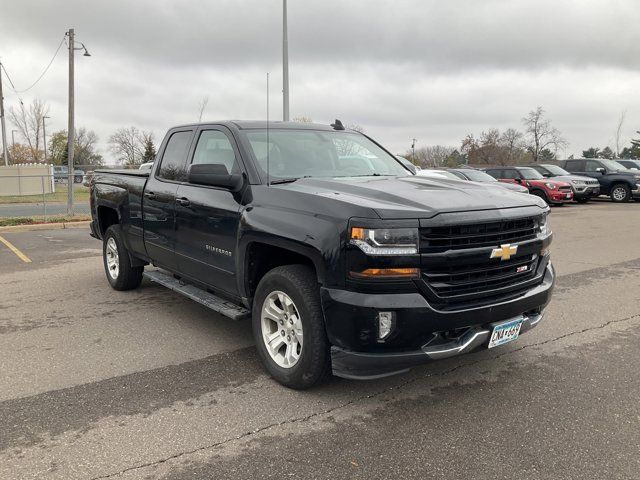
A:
0,201,639,479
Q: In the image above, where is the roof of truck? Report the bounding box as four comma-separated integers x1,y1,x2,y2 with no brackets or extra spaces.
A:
172,121,346,131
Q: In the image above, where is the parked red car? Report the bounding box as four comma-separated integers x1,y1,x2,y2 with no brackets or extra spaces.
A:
484,166,574,205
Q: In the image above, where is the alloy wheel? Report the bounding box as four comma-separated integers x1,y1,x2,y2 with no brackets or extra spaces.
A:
260,290,303,368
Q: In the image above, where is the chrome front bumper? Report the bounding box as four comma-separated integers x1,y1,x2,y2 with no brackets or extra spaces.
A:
331,310,545,380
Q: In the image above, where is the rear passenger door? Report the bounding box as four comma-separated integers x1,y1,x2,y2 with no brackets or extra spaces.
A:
143,129,194,271
174,127,244,296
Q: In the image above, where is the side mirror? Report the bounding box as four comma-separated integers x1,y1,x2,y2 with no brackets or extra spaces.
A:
595,167,606,174
514,178,522,183
188,164,244,192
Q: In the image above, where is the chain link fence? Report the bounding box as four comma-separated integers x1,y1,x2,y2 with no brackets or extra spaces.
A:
0,164,139,223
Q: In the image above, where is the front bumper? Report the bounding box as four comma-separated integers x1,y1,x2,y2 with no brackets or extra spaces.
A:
331,310,544,379
573,186,600,200
548,190,573,203
323,261,555,379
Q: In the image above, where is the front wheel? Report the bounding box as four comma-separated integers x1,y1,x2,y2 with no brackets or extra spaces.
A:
103,225,144,290
252,265,330,389
610,184,631,203
530,189,549,205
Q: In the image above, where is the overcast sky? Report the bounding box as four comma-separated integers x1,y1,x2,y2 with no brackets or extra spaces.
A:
1,0,639,163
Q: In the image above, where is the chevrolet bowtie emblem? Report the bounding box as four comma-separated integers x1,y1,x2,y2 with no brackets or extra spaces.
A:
490,244,518,261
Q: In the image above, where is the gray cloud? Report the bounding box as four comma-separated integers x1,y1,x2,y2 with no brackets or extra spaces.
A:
1,0,639,160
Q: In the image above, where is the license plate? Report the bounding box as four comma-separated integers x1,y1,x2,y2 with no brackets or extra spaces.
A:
488,318,523,348
565,193,571,199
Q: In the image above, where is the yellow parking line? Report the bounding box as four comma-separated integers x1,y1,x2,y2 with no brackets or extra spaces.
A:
0,235,32,263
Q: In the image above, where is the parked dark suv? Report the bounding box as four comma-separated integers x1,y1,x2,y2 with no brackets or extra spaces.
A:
617,159,640,171
559,159,640,202
526,164,600,203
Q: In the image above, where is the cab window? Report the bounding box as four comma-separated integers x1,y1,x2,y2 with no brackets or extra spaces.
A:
191,130,240,175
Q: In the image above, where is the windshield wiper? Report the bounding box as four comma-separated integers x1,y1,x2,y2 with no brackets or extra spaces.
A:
269,176,311,185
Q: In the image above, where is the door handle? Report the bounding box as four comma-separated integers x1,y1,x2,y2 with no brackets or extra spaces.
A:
144,191,157,200
176,197,191,207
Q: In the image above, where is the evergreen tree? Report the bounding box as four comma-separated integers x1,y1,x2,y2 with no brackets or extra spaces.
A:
142,136,157,164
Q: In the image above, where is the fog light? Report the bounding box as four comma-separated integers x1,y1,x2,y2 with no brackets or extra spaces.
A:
378,311,395,341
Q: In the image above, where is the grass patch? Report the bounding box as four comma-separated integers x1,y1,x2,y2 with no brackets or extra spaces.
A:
0,185,90,204
0,214,91,227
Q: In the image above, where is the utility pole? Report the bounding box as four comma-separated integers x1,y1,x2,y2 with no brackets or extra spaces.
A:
0,61,9,165
42,116,50,163
11,130,17,148
67,28,75,214
411,138,417,158
282,0,289,121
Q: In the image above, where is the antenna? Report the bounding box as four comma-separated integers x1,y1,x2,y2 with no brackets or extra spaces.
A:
266,72,270,187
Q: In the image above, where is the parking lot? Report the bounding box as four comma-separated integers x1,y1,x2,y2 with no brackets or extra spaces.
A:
1,201,639,479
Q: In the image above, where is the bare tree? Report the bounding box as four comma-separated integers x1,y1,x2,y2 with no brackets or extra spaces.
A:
8,98,49,162
197,96,209,122
411,146,455,168
108,126,149,166
522,107,568,162
614,111,626,157
500,128,525,164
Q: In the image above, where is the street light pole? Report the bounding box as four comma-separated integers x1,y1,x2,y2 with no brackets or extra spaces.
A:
67,28,75,214
11,130,17,148
0,61,9,166
282,0,289,121
42,116,50,163
66,28,90,214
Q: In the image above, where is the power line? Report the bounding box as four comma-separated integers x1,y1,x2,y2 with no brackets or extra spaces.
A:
2,35,66,95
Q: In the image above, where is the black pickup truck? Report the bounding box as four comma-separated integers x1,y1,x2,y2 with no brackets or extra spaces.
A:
90,121,555,389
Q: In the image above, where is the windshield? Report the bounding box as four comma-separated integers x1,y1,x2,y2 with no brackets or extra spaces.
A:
459,170,497,182
519,167,544,180
600,159,629,171
543,165,569,175
243,129,409,181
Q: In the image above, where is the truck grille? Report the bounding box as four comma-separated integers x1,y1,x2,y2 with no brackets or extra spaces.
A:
422,255,538,299
419,215,544,310
420,217,538,254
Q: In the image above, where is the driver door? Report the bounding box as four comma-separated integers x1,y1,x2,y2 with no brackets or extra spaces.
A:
174,127,245,296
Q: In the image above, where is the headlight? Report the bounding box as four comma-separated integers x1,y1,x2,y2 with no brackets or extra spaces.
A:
537,213,550,236
544,182,557,190
350,227,418,255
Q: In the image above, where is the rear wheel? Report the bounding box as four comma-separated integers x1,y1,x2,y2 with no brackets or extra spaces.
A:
252,264,330,389
610,184,630,202
103,225,144,290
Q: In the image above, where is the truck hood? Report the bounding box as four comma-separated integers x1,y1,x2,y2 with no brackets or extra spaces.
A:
280,176,546,219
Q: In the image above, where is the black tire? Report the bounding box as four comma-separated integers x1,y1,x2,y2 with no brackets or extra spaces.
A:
252,264,331,389
610,184,631,203
74,175,83,183
530,189,549,204
103,225,144,291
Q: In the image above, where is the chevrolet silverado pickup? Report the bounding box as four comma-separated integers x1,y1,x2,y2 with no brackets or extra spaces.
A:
90,121,555,389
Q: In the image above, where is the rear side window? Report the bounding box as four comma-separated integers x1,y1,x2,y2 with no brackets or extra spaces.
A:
485,169,500,179
564,160,582,171
157,131,192,182
191,130,240,175
502,169,520,179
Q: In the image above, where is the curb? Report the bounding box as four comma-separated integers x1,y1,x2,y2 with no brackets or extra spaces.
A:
0,220,91,233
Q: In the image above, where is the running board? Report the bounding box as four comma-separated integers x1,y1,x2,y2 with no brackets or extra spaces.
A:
143,270,251,320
